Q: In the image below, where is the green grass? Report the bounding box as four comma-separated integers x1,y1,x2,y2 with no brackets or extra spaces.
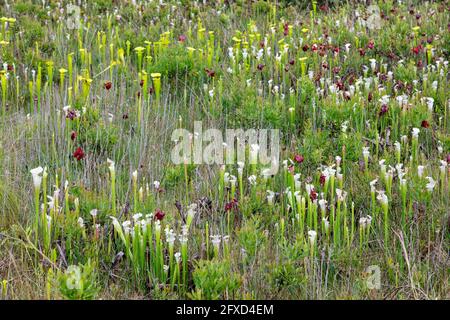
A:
0,0,448,300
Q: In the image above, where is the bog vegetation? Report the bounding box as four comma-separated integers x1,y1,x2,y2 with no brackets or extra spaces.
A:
0,0,448,299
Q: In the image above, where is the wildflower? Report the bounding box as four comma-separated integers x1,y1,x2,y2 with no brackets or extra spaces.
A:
322,217,330,232
376,190,388,205
318,199,327,213
359,215,372,229
30,166,44,189
261,168,273,180
77,217,84,228
138,187,144,202
336,188,348,202
425,177,436,192
186,203,197,228
285,187,293,205
411,127,420,138
379,104,388,116
90,209,98,218
369,59,377,72
308,230,317,245
64,107,79,120
370,179,378,193
322,165,336,183
379,159,386,176
294,173,301,190
225,198,238,212
205,68,215,78
248,175,257,185
104,81,112,90
187,47,196,60
412,45,422,55
425,97,434,112
154,208,165,221
309,188,318,201
73,147,85,161
174,252,181,264
397,163,406,180
421,120,430,128
432,81,438,91
334,156,342,169
292,191,300,205
417,165,425,178
178,228,188,244
45,215,52,229
165,228,176,246
122,220,132,235
242,48,249,59
229,175,237,187
359,217,368,228
362,147,370,169
110,216,122,234
210,235,221,247
150,73,161,100
46,194,56,211
401,135,408,144
343,43,351,54
363,147,370,158
294,154,304,164
227,47,234,59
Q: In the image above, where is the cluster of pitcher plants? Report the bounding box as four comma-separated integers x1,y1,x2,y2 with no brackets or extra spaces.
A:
0,0,448,299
